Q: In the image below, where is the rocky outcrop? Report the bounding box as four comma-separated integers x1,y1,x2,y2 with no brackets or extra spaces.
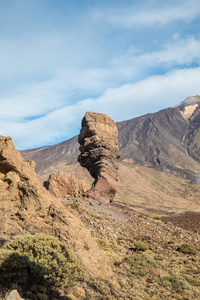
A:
43,171,89,198
78,112,120,205
0,135,114,281
0,135,42,212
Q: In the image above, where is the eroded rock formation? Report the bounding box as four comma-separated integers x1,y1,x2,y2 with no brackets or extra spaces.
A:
0,135,114,280
78,112,120,205
43,171,89,198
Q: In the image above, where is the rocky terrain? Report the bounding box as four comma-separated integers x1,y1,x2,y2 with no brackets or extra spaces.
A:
1,136,200,299
39,161,200,217
47,193,200,300
0,136,116,299
78,112,120,205
3,187,200,299
21,95,200,180
2,99,200,299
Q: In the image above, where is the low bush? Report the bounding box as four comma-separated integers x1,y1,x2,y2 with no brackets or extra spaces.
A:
123,253,159,268
5,233,82,287
0,249,44,287
95,238,109,250
134,241,149,252
160,274,194,292
177,243,197,255
122,253,160,277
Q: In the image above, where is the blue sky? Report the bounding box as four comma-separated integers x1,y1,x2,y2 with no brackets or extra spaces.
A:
1,0,200,149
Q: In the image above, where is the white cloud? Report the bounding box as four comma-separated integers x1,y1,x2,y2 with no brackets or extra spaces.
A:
113,36,200,70
0,66,127,123
1,35,198,123
2,67,200,150
0,81,66,122
93,0,200,27
92,67,200,120
141,37,200,66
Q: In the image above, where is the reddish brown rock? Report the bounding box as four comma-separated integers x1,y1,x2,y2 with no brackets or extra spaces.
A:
43,171,89,198
78,112,120,205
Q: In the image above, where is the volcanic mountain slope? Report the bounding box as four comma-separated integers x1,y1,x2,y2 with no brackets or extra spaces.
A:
21,95,200,179
21,135,79,176
117,95,200,179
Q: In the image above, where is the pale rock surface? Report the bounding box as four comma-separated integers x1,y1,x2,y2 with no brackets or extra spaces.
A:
78,112,120,204
6,290,24,300
43,171,89,198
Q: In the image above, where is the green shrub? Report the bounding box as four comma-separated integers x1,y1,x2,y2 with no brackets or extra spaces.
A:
177,243,197,255
70,202,80,209
123,254,159,269
122,253,160,277
160,274,194,292
6,233,82,287
134,241,149,252
0,249,44,288
134,267,149,277
95,238,108,250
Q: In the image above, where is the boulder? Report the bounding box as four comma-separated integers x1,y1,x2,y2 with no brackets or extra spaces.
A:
43,171,89,198
78,112,120,204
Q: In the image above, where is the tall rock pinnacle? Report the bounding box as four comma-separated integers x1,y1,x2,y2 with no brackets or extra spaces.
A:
78,112,120,205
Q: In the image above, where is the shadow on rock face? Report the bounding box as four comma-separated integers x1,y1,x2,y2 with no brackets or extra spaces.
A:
78,112,120,205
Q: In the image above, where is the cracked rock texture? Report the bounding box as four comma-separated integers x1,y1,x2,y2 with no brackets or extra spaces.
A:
78,112,120,205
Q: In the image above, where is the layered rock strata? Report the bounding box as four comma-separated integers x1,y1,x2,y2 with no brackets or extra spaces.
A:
78,112,120,205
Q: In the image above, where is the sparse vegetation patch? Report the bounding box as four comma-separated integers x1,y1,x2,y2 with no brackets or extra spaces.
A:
0,249,44,287
5,233,82,287
134,241,149,252
122,253,161,277
177,243,197,255
160,274,194,292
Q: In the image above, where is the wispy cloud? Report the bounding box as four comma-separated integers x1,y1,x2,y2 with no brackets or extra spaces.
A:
2,34,199,122
93,0,200,27
113,36,200,71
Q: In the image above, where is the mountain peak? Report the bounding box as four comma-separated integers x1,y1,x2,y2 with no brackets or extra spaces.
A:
175,95,200,119
175,95,200,108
